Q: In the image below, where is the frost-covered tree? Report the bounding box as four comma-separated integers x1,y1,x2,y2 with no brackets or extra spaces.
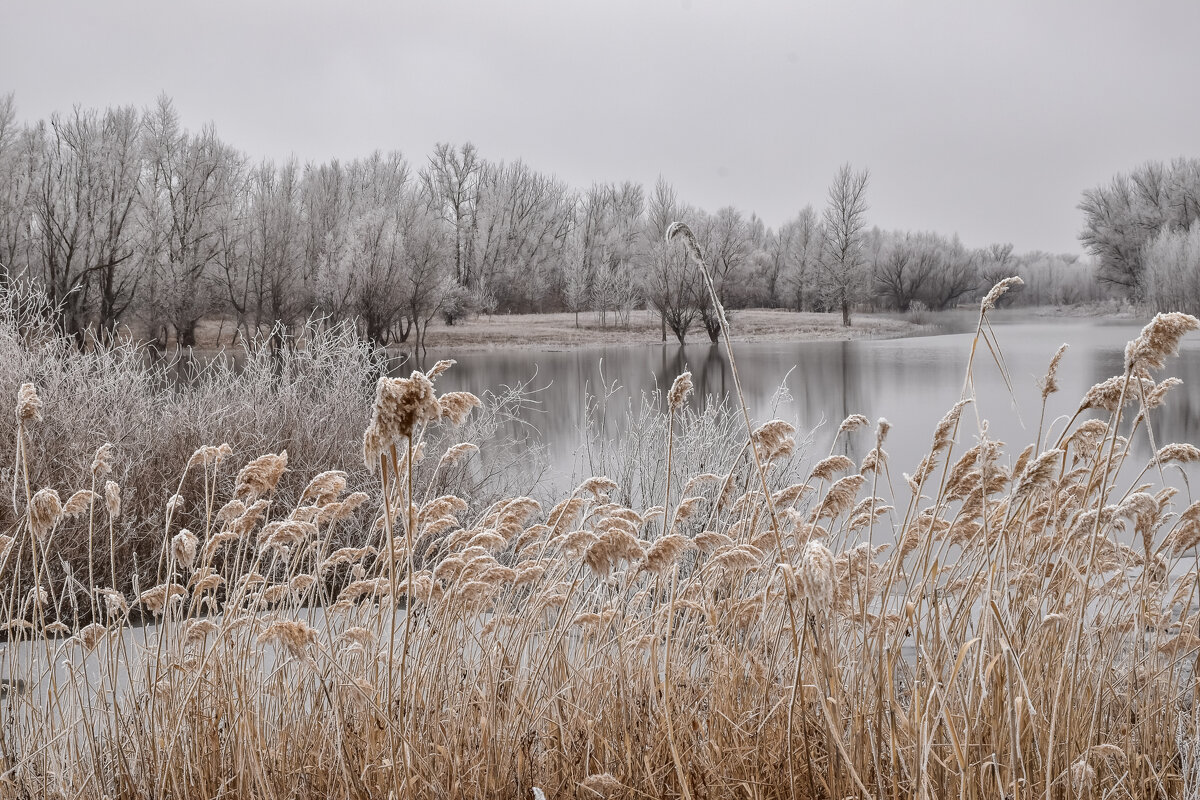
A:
466,159,574,312
779,205,822,311
396,202,457,355
693,206,752,341
639,178,700,343
1079,158,1200,296
142,97,243,347
1143,222,1200,316
420,142,482,287
817,163,870,326
221,159,307,345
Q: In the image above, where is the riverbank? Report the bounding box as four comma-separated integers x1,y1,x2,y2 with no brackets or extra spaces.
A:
403,309,926,353
176,302,1136,357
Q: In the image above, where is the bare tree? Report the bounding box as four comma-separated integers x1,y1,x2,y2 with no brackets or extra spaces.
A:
420,142,481,288
0,94,36,293
467,159,574,312
233,160,305,343
817,163,870,326
640,178,700,344
397,202,456,355
558,230,590,327
693,206,751,341
1143,222,1200,315
1080,158,1200,296
779,205,821,310
142,97,242,347
872,234,922,311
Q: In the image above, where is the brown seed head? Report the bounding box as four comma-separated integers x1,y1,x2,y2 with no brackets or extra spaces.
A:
137,583,186,616
438,391,481,425
104,481,121,518
259,619,318,660
980,276,1023,312
668,371,694,412
1038,344,1069,400
1124,312,1199,372
91,443,114,478
29,488,62,540
369,371,441,444
16,383,42,424
235,451,289,501
171,529,198,569
579,773,623,798
301,470,347,506
62,489,99,517
838,413,870,434
640,533,695,574
799,540,835,609
427,359,456,379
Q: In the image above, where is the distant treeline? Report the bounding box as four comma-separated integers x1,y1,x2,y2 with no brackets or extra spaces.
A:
1080,157,1200,316
0,94,1120,350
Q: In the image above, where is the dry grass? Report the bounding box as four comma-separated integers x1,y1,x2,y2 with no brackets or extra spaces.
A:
2,265,1200,799
0,284,534,606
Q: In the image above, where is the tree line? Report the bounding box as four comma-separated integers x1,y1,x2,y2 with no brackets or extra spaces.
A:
1079,157,1200,316
0,94,1103,351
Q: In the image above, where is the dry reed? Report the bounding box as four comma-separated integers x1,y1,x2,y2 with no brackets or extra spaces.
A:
1,272,1199,799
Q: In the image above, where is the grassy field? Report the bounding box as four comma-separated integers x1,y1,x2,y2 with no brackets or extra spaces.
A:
2,269,1200,798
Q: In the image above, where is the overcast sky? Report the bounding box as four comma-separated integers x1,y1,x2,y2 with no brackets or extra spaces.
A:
3,0,1197,254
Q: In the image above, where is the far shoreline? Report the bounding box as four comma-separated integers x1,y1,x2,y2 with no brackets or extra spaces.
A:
172,301,1138,359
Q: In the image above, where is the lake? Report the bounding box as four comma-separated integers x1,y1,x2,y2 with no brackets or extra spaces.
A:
428,314,1200,503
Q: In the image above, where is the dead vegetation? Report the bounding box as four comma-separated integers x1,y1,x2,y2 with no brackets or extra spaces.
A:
2,254,1200,798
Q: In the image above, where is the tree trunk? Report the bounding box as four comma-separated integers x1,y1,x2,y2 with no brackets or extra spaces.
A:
841,300,851,327
177,319,199,348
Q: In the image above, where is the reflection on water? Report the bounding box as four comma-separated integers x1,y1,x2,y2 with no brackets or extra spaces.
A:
425,319,1200,499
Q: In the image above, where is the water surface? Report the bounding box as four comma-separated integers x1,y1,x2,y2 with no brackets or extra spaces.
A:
428,317,1200,500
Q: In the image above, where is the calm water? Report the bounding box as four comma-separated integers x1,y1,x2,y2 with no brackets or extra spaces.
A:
428,317,1200,501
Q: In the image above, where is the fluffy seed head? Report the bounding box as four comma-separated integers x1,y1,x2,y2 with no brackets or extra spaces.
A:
579,773,623,798
97,588,127,618
16,383,42,424
171,529,198,569
798,540,835,609
91,443,114,478
62,489,99,517
668,371,693,412
105,481,121,518
75,623,108,652
808,455,855,483
29,488,63,540
1039,344,1068,400
1152,443,1200,469
369,371,440,444
640,534,695,574
932,400,971,453
980,276,1023,312
427,359,456,379
838,414,870,434
235,451,289,501
1124,312,1199,372
1013,449,1063,502
1078,375,1155,413
259,619,318,660
438,391,481,425
137,583,186,616
301,471,347,506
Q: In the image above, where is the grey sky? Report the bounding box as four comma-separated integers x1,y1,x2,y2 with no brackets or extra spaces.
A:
3,0,1197,254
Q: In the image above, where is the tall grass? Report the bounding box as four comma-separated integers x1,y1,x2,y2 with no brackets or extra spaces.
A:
0,281,533,609
2,244,1200,798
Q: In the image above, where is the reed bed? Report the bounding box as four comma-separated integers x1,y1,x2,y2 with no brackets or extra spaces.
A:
2,251,1200,798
